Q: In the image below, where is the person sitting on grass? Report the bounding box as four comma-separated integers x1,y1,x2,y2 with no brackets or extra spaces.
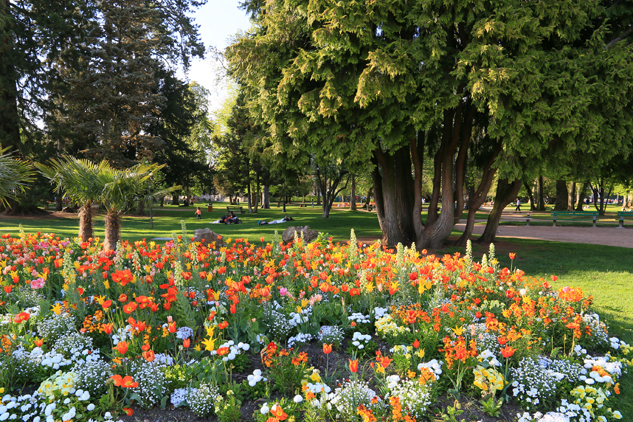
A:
227,211,242,224
258,216,294,225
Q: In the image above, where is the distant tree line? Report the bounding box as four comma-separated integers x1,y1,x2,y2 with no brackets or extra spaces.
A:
0,0,211,214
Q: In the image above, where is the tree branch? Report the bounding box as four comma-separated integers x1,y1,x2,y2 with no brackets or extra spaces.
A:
605,26,633,50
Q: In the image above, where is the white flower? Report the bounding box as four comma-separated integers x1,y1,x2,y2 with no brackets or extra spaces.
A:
293,395,303,403
260,403,270,414
87,404,95,411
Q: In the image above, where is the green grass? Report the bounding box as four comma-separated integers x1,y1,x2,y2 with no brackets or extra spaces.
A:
3,202,633,413
0,203,383,244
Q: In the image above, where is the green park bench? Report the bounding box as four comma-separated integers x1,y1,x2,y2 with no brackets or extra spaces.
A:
226,206,245,214
551,211,599,228
617,211,633,228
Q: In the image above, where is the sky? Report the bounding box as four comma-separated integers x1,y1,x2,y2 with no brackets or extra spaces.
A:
185,1,252,111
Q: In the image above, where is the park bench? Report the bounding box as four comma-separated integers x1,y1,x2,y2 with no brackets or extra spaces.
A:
226,206,245,214
617,211,633,228
500,212,532,226
550,211,599,228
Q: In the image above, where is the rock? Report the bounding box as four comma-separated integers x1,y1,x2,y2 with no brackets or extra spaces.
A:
192,228,224,247
282,226,319,244
60,206,77,213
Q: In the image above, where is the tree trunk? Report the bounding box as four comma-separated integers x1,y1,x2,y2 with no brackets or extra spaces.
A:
253,172,260,212
56,196,63,212
136,198,145,216
172,194,180,206
315,181,321,205
371,147,417,247
524,181,536,211
104,210,121,251
455,147,500,247
349,175,357,211
78,203,94,241
282,180,286,213
567,181,575,211
476,178,521,244
263,184,270,208
537,176,546,211
160,196,165,207
554,180,568,211
0,12,21,150
576,183,588,211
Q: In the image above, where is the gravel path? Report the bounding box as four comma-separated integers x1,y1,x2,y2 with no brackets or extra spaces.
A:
455,222,633,248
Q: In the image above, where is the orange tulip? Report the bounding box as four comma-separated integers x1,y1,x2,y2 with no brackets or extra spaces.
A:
113,341,128,355
349,359,359,373
183,339,191,348
168,321,177,333
378,354,393,369
123,408,134,416
142,350,155,362
118,294,128,302
34,338,43,347
323,343,333,354
500,346,516,358
102,323,113,335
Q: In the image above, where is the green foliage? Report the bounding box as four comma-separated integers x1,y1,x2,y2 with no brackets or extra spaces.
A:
0,147,34,207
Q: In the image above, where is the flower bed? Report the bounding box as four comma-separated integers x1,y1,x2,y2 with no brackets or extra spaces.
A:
0,229,630,422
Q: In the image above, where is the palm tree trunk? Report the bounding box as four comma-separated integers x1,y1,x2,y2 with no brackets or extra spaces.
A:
104,210,121,251
78,203,94,241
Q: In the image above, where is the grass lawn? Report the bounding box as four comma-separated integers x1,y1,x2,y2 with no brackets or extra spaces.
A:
3,202,633,413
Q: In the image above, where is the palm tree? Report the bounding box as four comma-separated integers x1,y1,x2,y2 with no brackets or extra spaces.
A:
36,157,105,242
0,147,35,208
38,157,175,249
96,163,174,250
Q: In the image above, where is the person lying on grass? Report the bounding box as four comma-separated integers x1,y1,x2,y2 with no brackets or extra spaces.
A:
211,212,242,225
258,216,294,225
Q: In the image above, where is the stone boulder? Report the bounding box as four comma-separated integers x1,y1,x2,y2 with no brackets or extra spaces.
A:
193,228,224,247
282,226,319,244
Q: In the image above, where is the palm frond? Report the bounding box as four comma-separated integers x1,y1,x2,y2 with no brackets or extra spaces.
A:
0,147,35,206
